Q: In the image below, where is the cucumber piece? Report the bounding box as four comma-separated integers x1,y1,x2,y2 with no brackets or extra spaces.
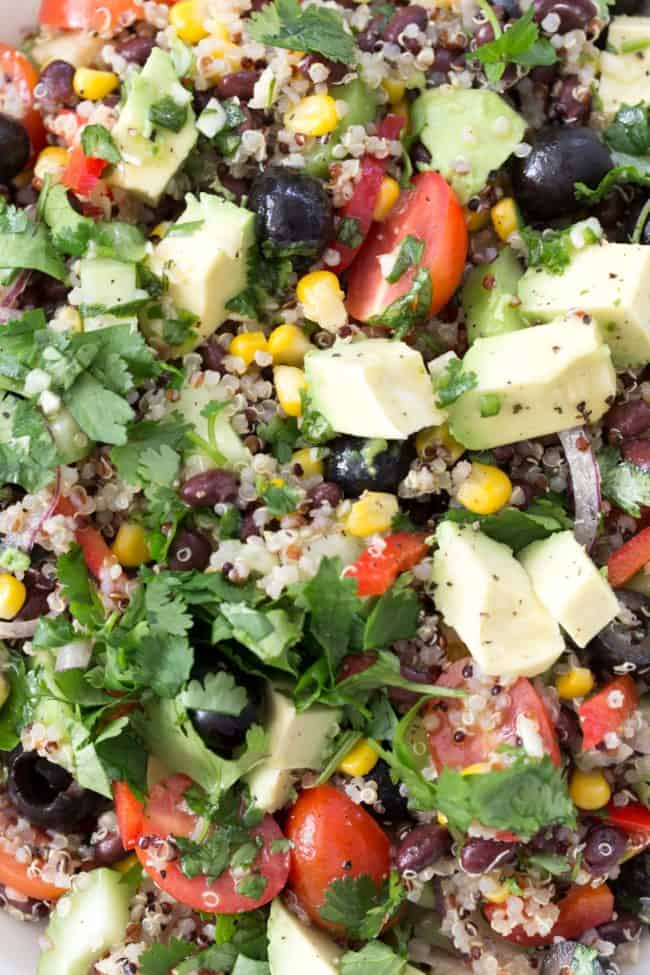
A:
48,408,93,464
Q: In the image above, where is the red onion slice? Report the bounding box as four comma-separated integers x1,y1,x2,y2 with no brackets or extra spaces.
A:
558,427,601,550
0,618,38,640
0,269,31,311
27,467,62,552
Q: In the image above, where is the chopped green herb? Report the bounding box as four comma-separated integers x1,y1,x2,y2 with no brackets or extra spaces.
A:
336,216,364,249
480,393,501,417
150,95,189,133
435,357,478,407
248,0,358,64
470,3,557,84
385,234,425,284
319,870,405,939
81,124,121,164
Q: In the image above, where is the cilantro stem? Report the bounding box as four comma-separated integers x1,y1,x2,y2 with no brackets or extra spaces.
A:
475,0,502,39
632,198,650,243
186,432,227,467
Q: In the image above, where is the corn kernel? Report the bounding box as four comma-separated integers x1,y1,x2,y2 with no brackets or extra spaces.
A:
416,423,465,463
382,78,405,105
338,740,378,777
271,477,285,488
462,762,492,777
556,667,595,700
0,574,26,620
268,323,313,366
346,491,399,537
170,0,209,44
484,883,511,905
284,94,339,136
437,812,449,826
114,854,138,874
73,67,119,100
296,270,347,332
34,146,70,185
274,365,307,417
291,447,324,478
491,197,519,242
111,523,150,568
457,462,512,516
464,205,491,233
229,331,269,367
569,768,611,810
151,222,170,239
373,176,401,222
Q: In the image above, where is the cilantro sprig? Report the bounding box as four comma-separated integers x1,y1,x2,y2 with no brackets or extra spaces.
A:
319,870,406,939
248,0,357,64
470,3,557,85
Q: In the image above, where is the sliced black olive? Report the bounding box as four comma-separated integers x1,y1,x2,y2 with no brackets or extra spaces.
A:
7,747,103,831
541,941,604,975
188,663,264,758
248,166,334,263
324,435,416,499
361,758,412,825
587,589,650,675
615,848,650,900
511,126,612,221
0,114,31,183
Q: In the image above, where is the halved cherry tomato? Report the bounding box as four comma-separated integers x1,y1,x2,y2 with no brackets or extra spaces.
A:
0,44,45,156
578,675,639,753
62,145,107,197
485,883,614,947
285,784,391,934
427,658,561,771
39,0,172,31
0,847,67,902
126,775,290,913
55,497,126,586
344,532,429,597
329,114,405,273
608,526,650,588
606,801,650,834
113,781,144,851
346,171,467,323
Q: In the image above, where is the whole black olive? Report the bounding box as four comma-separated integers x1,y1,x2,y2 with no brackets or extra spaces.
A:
615,848,650,900
0,114,31,183
587,589,650,675
541,941,604,975
361,758,412,824
7,747,103,831
188,663,264,757
324,435,416,499
511,126,612,220
248,166,334,263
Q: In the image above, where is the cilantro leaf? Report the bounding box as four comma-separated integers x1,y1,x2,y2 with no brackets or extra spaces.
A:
370,697,438,811
139,938,195,975
340,942,407,975
0,393,60,493
598,444,650,518
217,604,303,674
111,418,190,486
386,234,425,284
363,579,421,648
445,494,573,551
177,830,231,882
338,650,465,700
248,0,357,64
180,670,248,715
0,654,32,751
64,372,134,445
56,545,104,629
299,557,364,676
81,124,121,164
261,482,300,516
319,871,405,939
336,216,364,249
470,5,557,84
435,357,478,407
136,634,194,698
368,268,432,338
257,415,300,463
604,103,650,156
575,156,650,204
95,730,148,794
42,184,94,257
150,95,189,133
0,199,67,282
520,220,602,275
177,945,239,975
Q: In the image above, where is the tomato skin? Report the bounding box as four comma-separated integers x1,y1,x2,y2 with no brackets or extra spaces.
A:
485,884,614,947
346,172,467,323
427,659,561,771
113,781,144,851
39,0,172,30
285,785,391,933
606,801,650,834
344,532,429,597
55,497,125,585
0,45,45,157
62,146,107,197
608,526,650,587
0,847,67,902
578,675,639,753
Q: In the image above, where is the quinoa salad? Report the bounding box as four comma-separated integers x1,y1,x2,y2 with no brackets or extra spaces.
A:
3,1,650,974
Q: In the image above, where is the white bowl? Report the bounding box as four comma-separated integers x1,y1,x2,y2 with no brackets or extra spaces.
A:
0,2,648,973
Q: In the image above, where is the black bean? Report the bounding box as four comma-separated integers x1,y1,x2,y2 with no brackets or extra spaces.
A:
93,830,127,866
549,75,592,126
460,839,517,874
307,482,343,509
115,34,155,65
16,568,56,621
357,14,387,52
396,824,452,874
362,758,411,824
216,71,260,100
200,338,226,373
300,54,347,84
597,913,642,944
533,0,599,33
180,469,239,507
384,5,428,50
583,825,626,873
167,530,212,571
605,400,650,439
36,60,77,109
411,139,432,166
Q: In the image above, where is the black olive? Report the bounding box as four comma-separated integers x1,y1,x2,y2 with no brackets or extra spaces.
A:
7,747,103,831
541,941,605,975
587,589,650,675
361,758,412,825
188,663,264,758
615,848,650,900
324,435,416,499
511,126,612,220
0,114,31,183
612,0,643,12
248,166,334,263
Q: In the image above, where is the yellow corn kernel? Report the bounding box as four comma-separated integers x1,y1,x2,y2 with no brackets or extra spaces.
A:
284,94,339,136
114,854,138,875
274,365,307,417
491,197,519,242
437,811,449,826
50,304,83,334
229,331,269,367
0,574,26,620
462,762,492,777
296,270,347,332
484,883,511,905
569,769,612,811
34,146,70,185
268,323,313,366
170,0,209,44
338,740,378,777
291,447,324,478
111,523,150,568
151,222,170,239
271,477,285,488
556,667,595,700
457,462,512,516
464,205,491,233
346,491,399,537
416,423,465,464
373,176,401,222
73,67,119,101
382,78,405,105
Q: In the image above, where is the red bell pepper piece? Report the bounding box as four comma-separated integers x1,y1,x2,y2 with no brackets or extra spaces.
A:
608,526,650,588
113,781,144,851
606,801,650,834
62,144,107,197
578,675,639,752
344,532,429,597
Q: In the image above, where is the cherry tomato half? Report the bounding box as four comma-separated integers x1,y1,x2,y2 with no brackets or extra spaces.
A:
427,659,561,771
285,784,391,934
344,532,429,597
608,526,650,588
55,497,126,587
39,0,172,31
578,675,639,753
0,846,67,902
0,44,45,156
346,171,467,324
113,781,144,851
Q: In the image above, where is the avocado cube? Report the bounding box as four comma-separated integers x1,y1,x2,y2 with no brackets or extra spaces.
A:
462,246,525,344
600,17,650,117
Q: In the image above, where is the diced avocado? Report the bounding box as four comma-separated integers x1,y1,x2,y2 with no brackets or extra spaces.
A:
148,192,255,356
518,242,650,368
447,316,616,450
462,247,525,344
110,48,197,204
519,531,619,648
599,17,650,116
410,87,526,204
303,80,380,178
432,522,565,678
304,339,445,440
76,258,145,331
246,688,341,813
174,373,251,476
37,868,132,975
